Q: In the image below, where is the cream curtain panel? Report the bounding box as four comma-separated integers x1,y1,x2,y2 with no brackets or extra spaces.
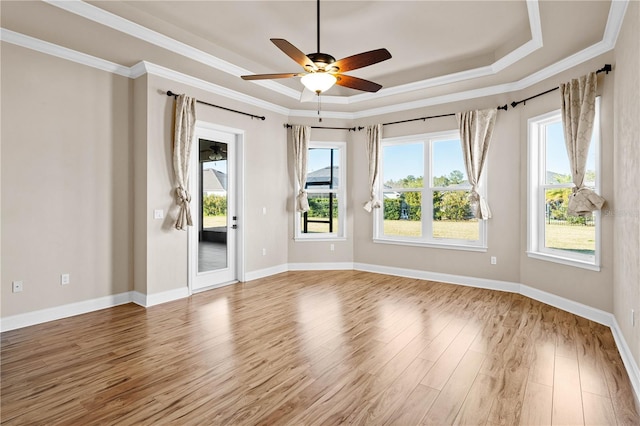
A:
172,94,197,230
457,108,497,220
292,125,310,212
363,124,383,212
560,72,605,216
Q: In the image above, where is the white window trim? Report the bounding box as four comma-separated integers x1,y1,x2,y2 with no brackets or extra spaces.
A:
527,98,601,271
373,130,487,251
295,140,347,241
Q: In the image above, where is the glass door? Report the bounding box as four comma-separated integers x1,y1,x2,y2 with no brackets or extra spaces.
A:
190,127,237,291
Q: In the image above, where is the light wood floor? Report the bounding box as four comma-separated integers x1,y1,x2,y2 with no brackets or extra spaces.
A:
1,271,638,425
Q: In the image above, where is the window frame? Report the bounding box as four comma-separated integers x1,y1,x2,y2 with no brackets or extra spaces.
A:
373,130,487,251
527,98,601,271
294,140,347,241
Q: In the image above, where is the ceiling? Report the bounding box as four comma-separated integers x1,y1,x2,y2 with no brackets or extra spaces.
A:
0,1,624,118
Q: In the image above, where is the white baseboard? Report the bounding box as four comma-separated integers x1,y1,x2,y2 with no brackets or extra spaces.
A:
132,286,190,308
1,286,190,332
289,262,355,271
244,263,288,282
519,283,613,327
2,262,637,407
353,262,638,405
354,262,520,293
610,317,640,409
0,292,132,332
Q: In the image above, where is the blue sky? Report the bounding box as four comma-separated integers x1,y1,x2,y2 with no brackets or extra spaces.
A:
306,140,468,183
546,121,596,177
203,160,227,173
308,148,339,172
293,126,595,183
381,139,467,182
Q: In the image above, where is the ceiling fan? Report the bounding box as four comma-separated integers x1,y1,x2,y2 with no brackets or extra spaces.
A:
241,0,391,95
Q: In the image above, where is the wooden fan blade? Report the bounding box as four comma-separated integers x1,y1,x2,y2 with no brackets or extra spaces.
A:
271,38,317,70
335,74,383,92
241,73,300,80
331,48,391,73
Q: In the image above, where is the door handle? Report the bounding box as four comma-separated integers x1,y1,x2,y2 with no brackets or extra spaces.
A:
232,224,238,229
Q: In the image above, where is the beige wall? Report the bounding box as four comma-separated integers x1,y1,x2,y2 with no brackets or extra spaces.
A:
287,117,356,265
1,43,133,316
351,95,521,283
613,0,640,368
339,54,614,312
0,32,625,322
517,53,615,312
133,73,290,296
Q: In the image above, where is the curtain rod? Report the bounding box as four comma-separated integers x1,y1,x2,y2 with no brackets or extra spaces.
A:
284,124,363,132
510,64,611,109
382,104,508,127
166,90,266,121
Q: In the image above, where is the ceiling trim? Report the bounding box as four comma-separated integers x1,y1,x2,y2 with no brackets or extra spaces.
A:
44,0,546,106
139,61,290,116
0,0,626,121
0,28,131,77
342,0,544,105
43,0,302,101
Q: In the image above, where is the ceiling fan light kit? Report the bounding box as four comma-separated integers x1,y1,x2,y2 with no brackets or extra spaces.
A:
301,72,337,94
241,0,391,96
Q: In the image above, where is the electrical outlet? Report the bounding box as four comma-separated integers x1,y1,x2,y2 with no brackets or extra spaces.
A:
491,256,497,265
262,248,266,256
12,281,23,293
330,244,335,251
61,273,70,285
262,207,267,215
153,209,164,219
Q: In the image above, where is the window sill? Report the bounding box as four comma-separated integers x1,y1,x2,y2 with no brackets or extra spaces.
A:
373,238,487,252
526,251,600,272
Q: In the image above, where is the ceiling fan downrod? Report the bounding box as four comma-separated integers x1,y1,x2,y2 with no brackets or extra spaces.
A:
316,0,321,54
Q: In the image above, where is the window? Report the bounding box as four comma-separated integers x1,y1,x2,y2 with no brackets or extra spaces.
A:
374,131,486,250
527,99,601,270
295,141,346,240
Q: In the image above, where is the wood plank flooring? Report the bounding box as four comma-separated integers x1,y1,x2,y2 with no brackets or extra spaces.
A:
1,270,638,425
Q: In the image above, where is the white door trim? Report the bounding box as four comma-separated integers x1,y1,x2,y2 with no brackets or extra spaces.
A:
188,120,245,294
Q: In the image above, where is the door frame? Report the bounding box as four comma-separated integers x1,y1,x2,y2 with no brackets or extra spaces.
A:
188,120,245,294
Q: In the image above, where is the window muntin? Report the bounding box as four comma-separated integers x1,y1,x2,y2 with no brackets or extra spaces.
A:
295,142,346,240
528,99,600,269
376,131,486,249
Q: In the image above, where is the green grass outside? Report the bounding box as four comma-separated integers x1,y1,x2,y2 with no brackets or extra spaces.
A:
545,223,595,254
384,219,479,240
384,219,594,252
203,215,227,228
204,214,595,253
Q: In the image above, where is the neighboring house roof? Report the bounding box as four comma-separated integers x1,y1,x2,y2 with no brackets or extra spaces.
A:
203,168,227,193
306,166,339,188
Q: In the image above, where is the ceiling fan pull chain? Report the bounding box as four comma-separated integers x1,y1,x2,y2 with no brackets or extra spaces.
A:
318,95,322,122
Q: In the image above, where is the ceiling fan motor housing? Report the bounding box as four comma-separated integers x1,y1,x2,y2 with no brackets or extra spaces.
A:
307,52,337,71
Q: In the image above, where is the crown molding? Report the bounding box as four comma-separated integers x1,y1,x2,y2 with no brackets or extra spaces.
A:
43,0,301,100
40,0,625,109
45,0,545,106
345,0,544,105
0,28,131,77
602,0,629,48
139,62,290,117
1,0,626,121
